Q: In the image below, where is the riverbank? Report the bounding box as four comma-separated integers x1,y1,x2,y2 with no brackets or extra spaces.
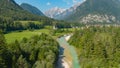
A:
57,37,72,68
57,36,80,68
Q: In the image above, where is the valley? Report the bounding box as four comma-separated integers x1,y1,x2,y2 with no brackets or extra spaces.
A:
1,0,120,68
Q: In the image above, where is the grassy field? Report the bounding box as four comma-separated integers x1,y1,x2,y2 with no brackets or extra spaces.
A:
15,21,43,25
5,29,50,43
5,28,75,43
4,21,77,43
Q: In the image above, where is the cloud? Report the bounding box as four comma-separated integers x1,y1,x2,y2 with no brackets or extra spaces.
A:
47,2,51,6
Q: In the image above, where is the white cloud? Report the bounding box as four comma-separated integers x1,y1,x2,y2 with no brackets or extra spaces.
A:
47,2,51,6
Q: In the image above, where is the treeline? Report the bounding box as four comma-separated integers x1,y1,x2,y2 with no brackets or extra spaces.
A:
0,16,54,32
0,16,79,33
0,31,59,68
69,26,120,68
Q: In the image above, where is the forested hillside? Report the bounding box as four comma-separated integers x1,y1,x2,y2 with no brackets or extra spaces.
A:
0,0,47,20
69,27,120,68
0,31,59,68
62,0,120,23
20,3,45,16
0,0,54,32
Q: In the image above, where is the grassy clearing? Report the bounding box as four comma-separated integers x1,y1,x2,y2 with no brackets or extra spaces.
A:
5,29,50,43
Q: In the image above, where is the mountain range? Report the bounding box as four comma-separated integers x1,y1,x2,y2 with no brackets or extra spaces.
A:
54,2,81,20
1,0,120,24
44,2,81,19
47,0,120,24
44,7,66,18
66,0,120,23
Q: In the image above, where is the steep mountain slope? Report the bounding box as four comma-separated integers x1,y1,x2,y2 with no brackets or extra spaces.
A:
0,0,47,20
45,7,65,18
61,0,120,23
20,3,45,16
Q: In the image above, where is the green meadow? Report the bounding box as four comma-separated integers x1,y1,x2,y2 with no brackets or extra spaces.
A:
15,21,43,24
5,19,76,44
5,29,50,43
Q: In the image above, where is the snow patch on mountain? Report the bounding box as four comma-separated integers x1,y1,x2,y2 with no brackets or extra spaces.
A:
54,2,83,19
44,7,66,18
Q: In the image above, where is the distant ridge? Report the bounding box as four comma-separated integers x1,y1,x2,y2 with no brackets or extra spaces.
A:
20,3,45,16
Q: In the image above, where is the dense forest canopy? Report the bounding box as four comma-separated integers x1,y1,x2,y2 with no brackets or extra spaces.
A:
0,31,59,68
69,26,120,68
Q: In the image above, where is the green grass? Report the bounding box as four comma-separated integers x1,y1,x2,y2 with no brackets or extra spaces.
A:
5,29,50,43
5,28,75,43
15,21,43,25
